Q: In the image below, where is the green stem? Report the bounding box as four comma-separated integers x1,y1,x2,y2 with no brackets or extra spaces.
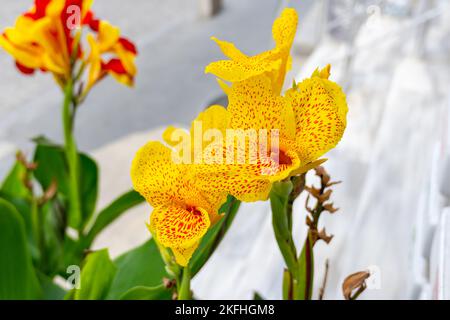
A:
62,79,82,230
294,231,314,300
178,267,191,300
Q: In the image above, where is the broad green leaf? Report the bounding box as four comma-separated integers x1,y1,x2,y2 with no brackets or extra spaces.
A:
84,190,144,247
119,285,171,300
73,249,116,300
39,201,65,276
0,199,41,299
37,272,66,300
190,195,240,276
0,193,39,261
0,160,38,259
33,140,98,229
62,235,85,275
1,160,31,198
107,239,168,299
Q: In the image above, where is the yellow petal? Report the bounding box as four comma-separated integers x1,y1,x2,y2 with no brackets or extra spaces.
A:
191,104,231,145
114,43,137,76
0,34,42,69
86,34,102,89
269,7,298,94
205,58,281,84
151,206,210,249
171,243,200,267
98,20,120,52
227,74,294,140
206,8,298,94
272,8,298,49
131,141,225,214
210,36,247,60
110,72,134,87
286,68,348,163
131,141,188,208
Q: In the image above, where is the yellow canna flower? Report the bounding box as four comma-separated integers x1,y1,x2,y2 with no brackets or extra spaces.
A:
205,7,298,95
199,7,348,202
199,65,347,202
131,140,228,266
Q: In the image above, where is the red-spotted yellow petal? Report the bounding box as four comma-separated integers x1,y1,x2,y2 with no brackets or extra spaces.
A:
151,206,210,248
205,57,281,84
205,8,297,94
285,65,348,163
131,140,227,216
150,206,210,266
227,74,295,141
131,141,189,208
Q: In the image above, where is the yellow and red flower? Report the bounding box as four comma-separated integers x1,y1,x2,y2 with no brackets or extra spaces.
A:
200,8,348,202
0,0,137,89
131,139,229,266
131,7,348,266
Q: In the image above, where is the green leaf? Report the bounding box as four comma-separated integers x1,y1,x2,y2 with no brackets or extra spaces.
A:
37,272,66,300
33,143,69,196
1,159,31,199
73,249,116,300
107,239,168,299
0,193,39,261
190,195,240,276
0,198,41,299
119,285,171,300
270,181,297,272
39,201,65,276
253,292,265,300
0,160,39,259
84,190,144,247
33,140,98,229
78,155,98,228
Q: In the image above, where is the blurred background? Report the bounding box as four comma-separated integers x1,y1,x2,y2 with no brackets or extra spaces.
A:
1,0,449,299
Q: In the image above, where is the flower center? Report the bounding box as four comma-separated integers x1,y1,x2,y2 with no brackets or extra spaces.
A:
187,206,202,216
278,149,292,166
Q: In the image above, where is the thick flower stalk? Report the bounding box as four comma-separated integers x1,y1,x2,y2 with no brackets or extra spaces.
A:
0,0,137,230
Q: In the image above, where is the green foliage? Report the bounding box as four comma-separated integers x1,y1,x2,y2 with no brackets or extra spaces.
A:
190,195,240,276
107,239,169,299
73,249,116,300
119,285,171,300
0,199,41,299
33,138,98,230
84,190,144,247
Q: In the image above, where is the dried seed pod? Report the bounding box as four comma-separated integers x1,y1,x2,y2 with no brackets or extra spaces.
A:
342,270,370,300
